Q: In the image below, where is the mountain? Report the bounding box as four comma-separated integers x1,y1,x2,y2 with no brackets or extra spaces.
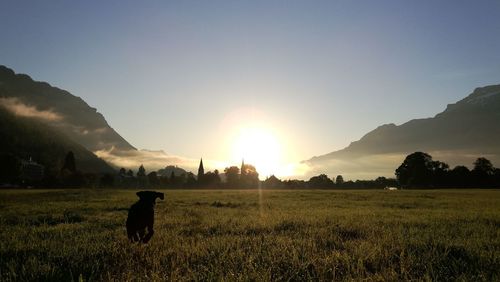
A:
307,85,500,179
0,65,135,152
0,65,191,172
0,106,114,175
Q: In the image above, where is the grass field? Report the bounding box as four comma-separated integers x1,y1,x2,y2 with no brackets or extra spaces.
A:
0,189,499,281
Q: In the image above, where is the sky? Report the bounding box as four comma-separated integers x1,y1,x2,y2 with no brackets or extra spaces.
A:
1,1,499,176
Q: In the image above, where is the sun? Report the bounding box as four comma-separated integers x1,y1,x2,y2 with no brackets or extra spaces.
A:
230,126,282,178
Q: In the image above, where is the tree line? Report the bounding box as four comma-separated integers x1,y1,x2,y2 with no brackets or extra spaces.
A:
114,160,261,189
395,152,500,188
1,151,499,189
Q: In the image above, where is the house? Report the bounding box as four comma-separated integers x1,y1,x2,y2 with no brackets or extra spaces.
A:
20,158,44,183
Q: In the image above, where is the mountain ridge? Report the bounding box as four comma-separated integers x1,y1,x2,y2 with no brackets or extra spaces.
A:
0,65,197,172
0,65,135,152
307,84,500,178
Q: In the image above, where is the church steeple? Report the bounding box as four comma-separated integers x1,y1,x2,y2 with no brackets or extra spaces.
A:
240,159,245,176
198,158,204,180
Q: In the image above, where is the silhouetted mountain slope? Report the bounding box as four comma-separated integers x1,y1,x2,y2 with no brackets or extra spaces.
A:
309,85,500,165
0,65,135,152
0,107,114,174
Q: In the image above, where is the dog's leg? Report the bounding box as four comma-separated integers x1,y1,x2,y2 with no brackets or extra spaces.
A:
131,232,140,242
127,226,138,242
142,229,154,243
140,209,155,243
141,225,155,243
138,228,146,241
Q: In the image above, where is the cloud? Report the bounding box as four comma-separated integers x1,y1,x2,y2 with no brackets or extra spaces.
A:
0,97,63,121
94,148,190,171
66,125,108,136
94,147,228,173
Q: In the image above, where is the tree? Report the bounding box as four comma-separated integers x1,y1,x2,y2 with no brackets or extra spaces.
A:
224,166,240,187
395,152,436,187
119,167,126,176
374,176,398,188
494,168,500,187
213,169,221,185
100,173,114,188
127,169,134,177
472,157,495,187
473,158,495,175
137,165,146,177
62,151,76,173
148,171,159,187
335,175,344,186
283,179,307,189
60,151,85,187
450,166,471,188
202,170,222,187
431,160,450,187
170,171,175,183
185,172,197,187
177,173,187,186
136,165,147,187
309,174,333,188
240,164,259,188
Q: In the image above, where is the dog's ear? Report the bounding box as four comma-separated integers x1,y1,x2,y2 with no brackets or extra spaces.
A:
137,191,163,202
136,191,153,200
136,191,146,199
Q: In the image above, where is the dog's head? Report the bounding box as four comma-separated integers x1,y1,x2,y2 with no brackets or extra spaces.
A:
136,191,164,204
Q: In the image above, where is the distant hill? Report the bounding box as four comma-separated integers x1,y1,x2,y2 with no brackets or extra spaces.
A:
306,85,500,179
0,107,114,175
0,65,135,152
157,165,188,177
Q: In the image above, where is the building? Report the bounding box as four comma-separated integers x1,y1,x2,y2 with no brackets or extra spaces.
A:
197,158,204,180
20,158,44,183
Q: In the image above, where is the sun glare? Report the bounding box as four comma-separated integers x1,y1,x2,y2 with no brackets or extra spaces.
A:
231,127,282,178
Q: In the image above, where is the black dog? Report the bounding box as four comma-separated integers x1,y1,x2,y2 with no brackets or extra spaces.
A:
126,191,164,243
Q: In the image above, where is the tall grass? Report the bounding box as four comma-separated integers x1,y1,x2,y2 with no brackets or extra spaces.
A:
0,189,498,281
